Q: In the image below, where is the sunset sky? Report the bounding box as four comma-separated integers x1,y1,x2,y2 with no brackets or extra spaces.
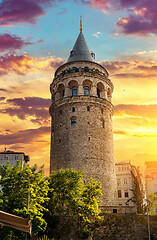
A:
0,0,157,175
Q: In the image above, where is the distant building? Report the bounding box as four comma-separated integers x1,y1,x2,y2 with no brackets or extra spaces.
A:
115,162,137,209
145,161,157,195
0,149,29,168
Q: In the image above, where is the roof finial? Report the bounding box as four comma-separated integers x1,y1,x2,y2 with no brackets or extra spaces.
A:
80,16,82,32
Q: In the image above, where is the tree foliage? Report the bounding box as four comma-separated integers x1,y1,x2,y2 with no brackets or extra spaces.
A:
0,161,49,239
147,193,157,215
128,167,144,213
47,168,101,216
0,165,102,239
45,168,102,237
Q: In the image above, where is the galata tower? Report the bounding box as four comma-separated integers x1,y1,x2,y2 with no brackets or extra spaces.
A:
49,20,117,206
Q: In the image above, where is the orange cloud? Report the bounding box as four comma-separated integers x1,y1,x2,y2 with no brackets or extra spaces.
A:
0,54,65,76
115,104,157,120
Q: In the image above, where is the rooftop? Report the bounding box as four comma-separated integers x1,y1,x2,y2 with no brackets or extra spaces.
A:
67,31,95,63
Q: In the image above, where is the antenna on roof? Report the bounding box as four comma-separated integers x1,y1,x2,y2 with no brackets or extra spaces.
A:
80,16,82,32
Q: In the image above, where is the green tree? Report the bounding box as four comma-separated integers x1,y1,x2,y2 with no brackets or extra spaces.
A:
45,168,102,238
0,161,49,239
128,167,144,213
147,193,157,215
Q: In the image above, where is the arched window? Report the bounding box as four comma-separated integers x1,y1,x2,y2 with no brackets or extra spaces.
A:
84,66,89,72
97,82,104,98
87,106,90,111
84,86,89,96
71,117,76,126
72,86,77,96
72,107,75,112
57,83,65,99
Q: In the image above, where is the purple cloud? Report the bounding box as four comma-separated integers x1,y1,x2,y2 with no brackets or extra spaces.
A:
0,88,8,92
50,59,65,69
0,97,5,101
0,0,58,26
77,0,157,37
0,97,51,125
116,0,157,36
0,34,33,53
0,126,50,145
0,54,32,75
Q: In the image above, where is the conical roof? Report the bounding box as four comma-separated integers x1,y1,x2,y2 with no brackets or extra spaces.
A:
67,31,95,63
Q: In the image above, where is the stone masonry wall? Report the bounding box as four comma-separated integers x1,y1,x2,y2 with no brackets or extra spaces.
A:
50,61,117,206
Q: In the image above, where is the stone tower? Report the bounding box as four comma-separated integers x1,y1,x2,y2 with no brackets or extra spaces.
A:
49,23,117,206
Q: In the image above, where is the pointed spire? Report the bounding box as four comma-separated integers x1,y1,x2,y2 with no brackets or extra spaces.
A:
80,16,82,32
67,18,95,63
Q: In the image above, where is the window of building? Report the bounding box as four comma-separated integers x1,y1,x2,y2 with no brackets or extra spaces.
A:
84,86,90,96
118,190,122,198
117,178,121,186
87,106,90,111
60,110,62,115
113,209,117,213
125,191,129,198
72,107,75,112
71,117,76,126
124,177,127,185
15,156,18,160
72,86,77,96
4,155,8,160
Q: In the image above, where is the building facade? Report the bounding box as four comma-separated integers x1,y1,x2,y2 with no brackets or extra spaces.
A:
0,149,30,168
115,162,137,210
49,26,117,205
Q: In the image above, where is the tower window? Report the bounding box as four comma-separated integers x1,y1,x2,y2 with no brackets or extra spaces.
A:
84,86,89,96
100,119,104,128
118,190,122,198
97,88,100,97
62,89,65,97
72,107,75,112
71,117,76,126
87,106,90,111
72,86,77,96
60,110,62,115
84,67,89,72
